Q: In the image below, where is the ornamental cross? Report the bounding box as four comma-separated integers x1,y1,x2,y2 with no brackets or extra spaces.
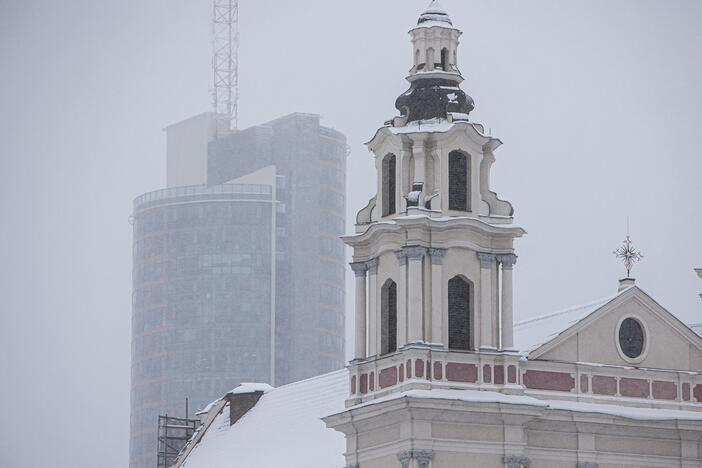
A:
613,234,643,278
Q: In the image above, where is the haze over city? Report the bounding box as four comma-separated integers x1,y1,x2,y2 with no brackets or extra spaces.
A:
1,1,700,467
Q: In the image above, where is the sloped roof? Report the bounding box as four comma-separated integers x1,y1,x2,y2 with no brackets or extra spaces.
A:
179,367,702,467
180,370,347,468
513,289,627,355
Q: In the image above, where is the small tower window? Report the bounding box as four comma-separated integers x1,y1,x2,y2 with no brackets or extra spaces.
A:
426,48,435,70
381,279,397,355
448,151,470,211
448,276,472,350
441,48,449,71
382,154,396,216
415,49,420,66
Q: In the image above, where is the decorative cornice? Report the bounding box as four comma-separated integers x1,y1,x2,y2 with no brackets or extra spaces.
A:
576,463,598,468
477,252,496,269
366,257,379,274
349,261,368,276
497,254,517,269
504,455,530,468
429,248,447,265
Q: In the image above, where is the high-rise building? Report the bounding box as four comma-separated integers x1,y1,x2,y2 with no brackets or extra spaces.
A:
129,113,347,468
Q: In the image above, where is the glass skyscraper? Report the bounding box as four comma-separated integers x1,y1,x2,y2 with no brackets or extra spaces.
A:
130,113,347,468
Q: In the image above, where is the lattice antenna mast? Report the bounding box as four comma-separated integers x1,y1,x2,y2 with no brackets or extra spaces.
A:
212,0,239,132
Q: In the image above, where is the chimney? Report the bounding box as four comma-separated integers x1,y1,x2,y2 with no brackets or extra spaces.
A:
225,383,272,426
618,277,636,292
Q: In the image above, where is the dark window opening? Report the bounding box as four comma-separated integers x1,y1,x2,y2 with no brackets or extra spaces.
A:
381,280,397,354
448,151,470,211
619,317,645,358
441,48,449,71
382,154,396,216
448,276,472,350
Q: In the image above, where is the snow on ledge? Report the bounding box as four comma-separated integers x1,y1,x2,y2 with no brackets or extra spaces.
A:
351,388,702,422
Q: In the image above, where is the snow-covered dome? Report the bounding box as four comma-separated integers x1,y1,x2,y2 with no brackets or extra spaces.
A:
417,0,453,26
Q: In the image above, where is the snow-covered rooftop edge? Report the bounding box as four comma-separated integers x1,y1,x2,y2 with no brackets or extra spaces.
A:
350,387,702,422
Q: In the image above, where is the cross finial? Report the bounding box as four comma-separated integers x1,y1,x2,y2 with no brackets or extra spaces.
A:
613,218,643,278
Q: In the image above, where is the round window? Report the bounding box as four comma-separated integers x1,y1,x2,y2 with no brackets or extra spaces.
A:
618,317,645,359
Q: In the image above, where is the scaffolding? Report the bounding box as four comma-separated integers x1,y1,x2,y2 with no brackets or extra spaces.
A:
156,414,199,468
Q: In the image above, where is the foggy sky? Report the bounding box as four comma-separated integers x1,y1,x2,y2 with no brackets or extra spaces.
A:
1,1,701,467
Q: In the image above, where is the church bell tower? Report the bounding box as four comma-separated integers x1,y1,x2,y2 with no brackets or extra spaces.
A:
344,0,525,406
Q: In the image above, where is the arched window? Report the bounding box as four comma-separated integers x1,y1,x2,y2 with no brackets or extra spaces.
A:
415,49,420,66
441,48,449,71
426,47,435,70
448,276,472,350
382,154,396,216
448,151,470,211
381,280,397,354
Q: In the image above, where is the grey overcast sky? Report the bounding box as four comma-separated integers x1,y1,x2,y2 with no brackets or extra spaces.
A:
1,1,700,467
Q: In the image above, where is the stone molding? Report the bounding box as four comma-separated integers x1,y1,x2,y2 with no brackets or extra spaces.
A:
429,248,447,265
397,449,433,468
344,464,359,468
477,252,496,269
497,253,517,269
350,261,368,276
366,257,379,274
503,455,530,468
576,463,598,468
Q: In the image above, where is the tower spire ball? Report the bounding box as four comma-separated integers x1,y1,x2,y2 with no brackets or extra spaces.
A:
613,221,644,278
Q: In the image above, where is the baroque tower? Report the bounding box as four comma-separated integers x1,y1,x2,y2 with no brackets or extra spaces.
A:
329,2,526,466
347,0,523,385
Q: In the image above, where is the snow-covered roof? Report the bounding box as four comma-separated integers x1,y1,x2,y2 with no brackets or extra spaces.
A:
417,1,453,27
388,117,454,134
513,290,628,354
180,370,346,468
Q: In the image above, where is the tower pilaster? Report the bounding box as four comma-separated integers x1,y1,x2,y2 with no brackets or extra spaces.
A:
478,252,497,350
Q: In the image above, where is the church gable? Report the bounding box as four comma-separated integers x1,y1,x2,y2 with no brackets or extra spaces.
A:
531,287,702,372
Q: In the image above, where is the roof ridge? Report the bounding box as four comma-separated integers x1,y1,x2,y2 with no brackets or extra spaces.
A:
514,293,619,327
267,368,346,394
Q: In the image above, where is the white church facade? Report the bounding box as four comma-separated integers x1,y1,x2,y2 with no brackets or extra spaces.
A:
174,3,702,467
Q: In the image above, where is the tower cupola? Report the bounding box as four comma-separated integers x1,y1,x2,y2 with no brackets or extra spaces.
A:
393,1,474,125
417,1,453,26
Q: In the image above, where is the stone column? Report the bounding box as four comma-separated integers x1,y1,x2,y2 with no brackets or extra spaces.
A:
366,258,379,356
350,262,368,360
405,246,426,344
430,248,446,346
478,252,496,350
498,254,517,350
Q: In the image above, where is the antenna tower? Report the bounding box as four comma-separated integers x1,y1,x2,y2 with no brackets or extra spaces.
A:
212,0,239,132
